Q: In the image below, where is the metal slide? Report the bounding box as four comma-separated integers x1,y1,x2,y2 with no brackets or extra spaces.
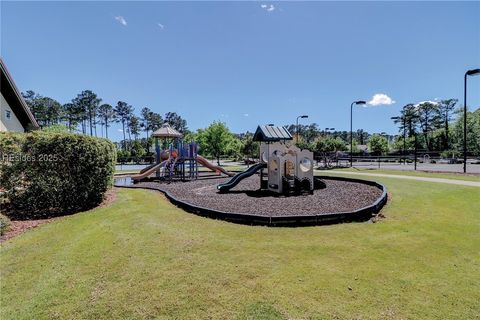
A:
131,159,169,181
196,155,235,177
217,162,267,192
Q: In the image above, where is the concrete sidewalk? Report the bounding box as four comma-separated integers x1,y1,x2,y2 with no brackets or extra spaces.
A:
324,171,480,187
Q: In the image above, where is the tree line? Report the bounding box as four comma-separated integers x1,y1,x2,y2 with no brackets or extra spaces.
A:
21,90,480,162
391,100,480,156
284,100,480,158
189,122,390,164
21,90,188,156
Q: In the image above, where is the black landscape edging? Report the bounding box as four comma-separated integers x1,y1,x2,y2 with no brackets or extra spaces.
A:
115,176,388,227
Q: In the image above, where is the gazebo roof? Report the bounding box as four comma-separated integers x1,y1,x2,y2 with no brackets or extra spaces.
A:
253,125,293,142
152,123,183,138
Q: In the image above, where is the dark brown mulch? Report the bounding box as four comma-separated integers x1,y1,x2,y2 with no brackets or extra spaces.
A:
131,176,383,217
0,188,118,243
98,188,118,209
0,218,57,243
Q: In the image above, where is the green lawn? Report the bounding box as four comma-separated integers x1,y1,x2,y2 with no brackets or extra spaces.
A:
1,177,479,319
115,170,140,174
318,167,480,182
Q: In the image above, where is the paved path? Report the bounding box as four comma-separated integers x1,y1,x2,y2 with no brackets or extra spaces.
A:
324,171,480,187
335,161,480,174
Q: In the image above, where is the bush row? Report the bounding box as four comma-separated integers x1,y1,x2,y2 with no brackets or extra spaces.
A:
0,131,116,219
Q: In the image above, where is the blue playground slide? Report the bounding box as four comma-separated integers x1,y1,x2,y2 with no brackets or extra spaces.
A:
217,163,267,192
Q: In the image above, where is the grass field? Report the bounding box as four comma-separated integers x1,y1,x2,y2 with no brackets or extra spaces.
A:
115,170,139,174
1,176,479,319
324,167,480,182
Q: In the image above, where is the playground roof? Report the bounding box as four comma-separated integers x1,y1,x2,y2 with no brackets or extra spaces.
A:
152,123,183,138
253,125,293,142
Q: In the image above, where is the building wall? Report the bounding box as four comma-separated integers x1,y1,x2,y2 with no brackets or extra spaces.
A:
0,92,25,132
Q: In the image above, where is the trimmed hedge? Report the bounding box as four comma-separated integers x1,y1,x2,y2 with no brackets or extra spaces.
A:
0,131,116,219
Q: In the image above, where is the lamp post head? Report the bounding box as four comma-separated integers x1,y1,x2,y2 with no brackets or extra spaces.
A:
301,115,308,118
466,69,480,76
355,100,367,105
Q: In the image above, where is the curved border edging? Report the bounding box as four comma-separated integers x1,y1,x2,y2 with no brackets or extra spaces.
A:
115,176,388,227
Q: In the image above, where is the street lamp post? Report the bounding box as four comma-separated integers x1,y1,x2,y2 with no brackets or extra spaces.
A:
296,115,308,143
463,68,480,173
350,101,366,167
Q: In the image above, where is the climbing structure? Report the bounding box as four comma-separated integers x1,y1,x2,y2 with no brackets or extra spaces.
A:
218,125,314,195
132,123,233,182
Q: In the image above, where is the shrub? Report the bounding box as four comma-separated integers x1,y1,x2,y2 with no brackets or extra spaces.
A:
117,149,131,162
42,124,71,133
0,131,116,219
130,140,146,159
440,150,457,159
368,134,389,155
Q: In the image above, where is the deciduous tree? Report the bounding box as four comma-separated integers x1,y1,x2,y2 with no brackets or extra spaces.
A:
368,134,389,155
196,121,234,165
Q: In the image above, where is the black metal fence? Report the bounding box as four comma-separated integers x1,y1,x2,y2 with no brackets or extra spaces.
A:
315,150,480,170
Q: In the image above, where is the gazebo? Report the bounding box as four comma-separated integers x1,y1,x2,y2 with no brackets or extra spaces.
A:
152,123,183,139
151,123,183,162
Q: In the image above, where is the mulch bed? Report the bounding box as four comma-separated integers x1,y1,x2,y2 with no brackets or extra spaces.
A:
128,176,383,217
0,219,57,243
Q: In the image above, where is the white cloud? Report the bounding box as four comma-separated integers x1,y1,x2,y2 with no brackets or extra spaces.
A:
243,113,249,117
114,16,127,26
367,93,395,106
157,23,165,30
260,4,275,12
117,129,124,132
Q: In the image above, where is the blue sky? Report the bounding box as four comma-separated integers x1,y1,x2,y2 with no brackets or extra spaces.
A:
1,1,479,141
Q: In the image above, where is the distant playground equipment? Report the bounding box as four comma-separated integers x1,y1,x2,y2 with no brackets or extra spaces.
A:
131,123,234,182
217,125,315,195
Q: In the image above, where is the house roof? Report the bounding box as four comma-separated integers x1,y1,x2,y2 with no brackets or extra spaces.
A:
0,58,39,130
152,123,183,138
253,125,293,142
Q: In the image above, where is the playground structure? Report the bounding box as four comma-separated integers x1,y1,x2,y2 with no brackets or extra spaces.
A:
118,124,388,226
218,125,314,195
131,124,233,182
